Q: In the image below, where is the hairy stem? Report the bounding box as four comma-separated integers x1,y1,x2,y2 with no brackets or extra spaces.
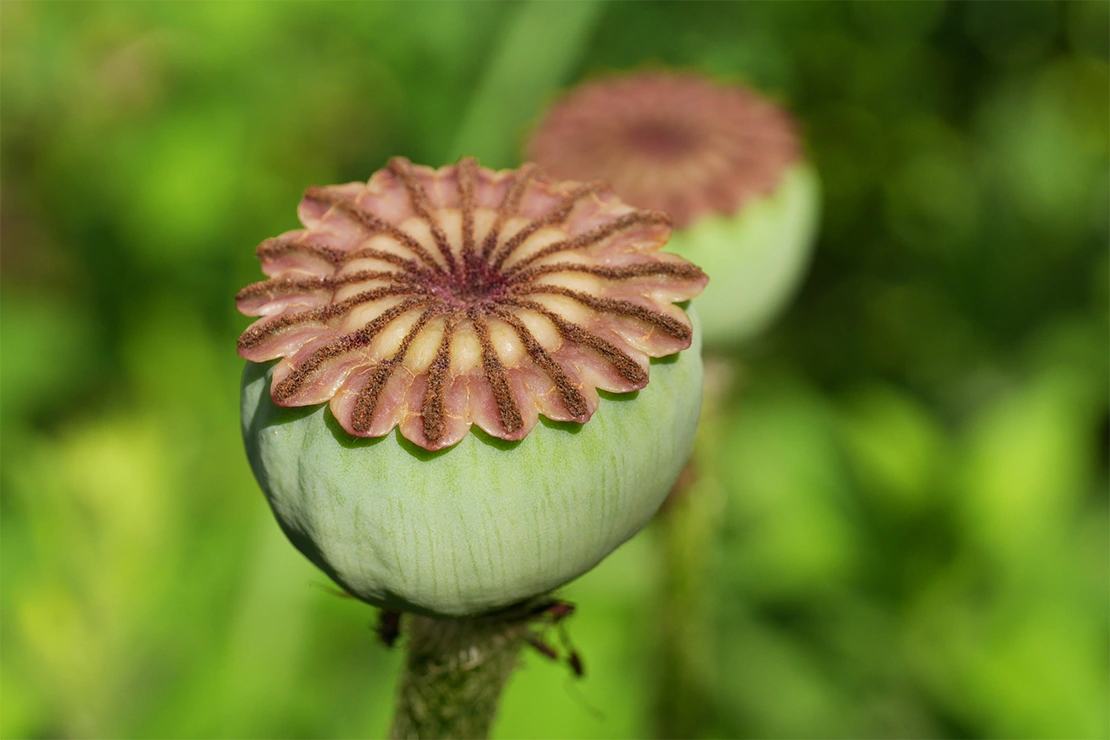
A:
389,613,529,740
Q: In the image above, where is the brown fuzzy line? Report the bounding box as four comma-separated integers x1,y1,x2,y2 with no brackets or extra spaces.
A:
489,183,600,271
236,276,331,303
340,247,428,274
256,237,345,265
256,238,426,276
350,306,438,433
237,285,419,351
471,313,524,434
505,211,671,275
351,364,397,434
304,186,441,269
490,307,589,420
480,164,538,260
516,285,691,341
507,298,648,386
273,297,432,402
421,315,460,444
456,157,478,261
387,157,458,274
236,270,411,303
506,260,705,286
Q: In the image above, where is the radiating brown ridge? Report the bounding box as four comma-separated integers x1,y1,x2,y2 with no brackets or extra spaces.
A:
236,157,708,450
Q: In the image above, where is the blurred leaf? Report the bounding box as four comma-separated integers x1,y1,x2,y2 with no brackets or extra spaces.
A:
7,413,180,737
719,377,860,599
448,0,605,168
0,291,99,429
838,384,948,517
964,1,1059,67
977,59,1109,243
955,367,1096,564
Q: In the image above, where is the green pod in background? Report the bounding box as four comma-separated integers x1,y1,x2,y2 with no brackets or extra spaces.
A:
528,71,822,347
666,164,820,347
241,310,702,617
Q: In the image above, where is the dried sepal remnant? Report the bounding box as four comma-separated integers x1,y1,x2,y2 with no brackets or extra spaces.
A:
236,157,707,450
527,71,801,228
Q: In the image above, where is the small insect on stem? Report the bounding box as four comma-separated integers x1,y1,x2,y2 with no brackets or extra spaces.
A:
523,599,585,678
539,601,576,623
525,633,559,660
377,608,403,648
568,650,584,678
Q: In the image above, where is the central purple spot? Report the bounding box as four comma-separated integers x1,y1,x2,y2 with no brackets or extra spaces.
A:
427,258,508,310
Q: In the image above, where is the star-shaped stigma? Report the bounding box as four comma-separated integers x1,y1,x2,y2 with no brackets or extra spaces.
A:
236,157,708,450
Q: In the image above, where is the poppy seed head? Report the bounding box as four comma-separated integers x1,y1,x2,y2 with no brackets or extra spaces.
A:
236,157,707,450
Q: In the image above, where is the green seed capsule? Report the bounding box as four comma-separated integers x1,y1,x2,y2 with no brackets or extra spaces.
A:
528,71,821,347
241,309,701,617
235,158,707,616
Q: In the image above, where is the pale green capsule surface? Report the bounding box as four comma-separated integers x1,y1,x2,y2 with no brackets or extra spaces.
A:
666,163,821,347
240,312,702,617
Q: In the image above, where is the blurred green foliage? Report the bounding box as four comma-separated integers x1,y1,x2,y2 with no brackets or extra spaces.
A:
2,2,1106,738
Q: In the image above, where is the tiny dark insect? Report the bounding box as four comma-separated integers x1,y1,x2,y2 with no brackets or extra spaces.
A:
543,601,576,622
568,650,584,678
522,599,584,678
525,633,559,660
377,609,402,648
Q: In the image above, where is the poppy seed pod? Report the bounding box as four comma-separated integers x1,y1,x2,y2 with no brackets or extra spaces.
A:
237,158,707,617
528,71,820,346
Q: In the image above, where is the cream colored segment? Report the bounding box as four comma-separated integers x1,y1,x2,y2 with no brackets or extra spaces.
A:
399,216,448,269
531,272,601,296
607,321,659,355
471,208,498,250
610,301,692,352
332,278,401,303
529,292,593,326
515,309,562,352
336,257,405,277
487,318,525,367
496,216,534,259
340,296,408,332
361,234,421,262
438,209,464,260
449,322,482,374
367,308,422,361
501,225,570,270
404,317,446,374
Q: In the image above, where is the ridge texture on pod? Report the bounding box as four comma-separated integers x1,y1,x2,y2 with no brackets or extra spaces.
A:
241,311,702,617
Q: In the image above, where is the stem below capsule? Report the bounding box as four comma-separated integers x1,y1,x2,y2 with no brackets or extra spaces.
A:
389,613,529,740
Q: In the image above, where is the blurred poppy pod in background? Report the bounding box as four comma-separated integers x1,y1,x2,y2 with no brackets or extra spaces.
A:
528,71,820,347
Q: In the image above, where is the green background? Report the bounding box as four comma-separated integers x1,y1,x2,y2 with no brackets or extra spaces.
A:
2,2,1107,738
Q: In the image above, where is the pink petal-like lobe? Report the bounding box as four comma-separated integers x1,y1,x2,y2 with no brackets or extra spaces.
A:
237,157,707,450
